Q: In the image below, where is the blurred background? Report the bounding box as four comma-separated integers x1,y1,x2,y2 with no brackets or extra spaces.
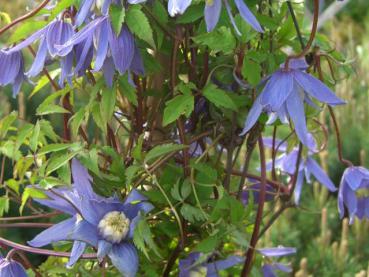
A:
1,0,369,276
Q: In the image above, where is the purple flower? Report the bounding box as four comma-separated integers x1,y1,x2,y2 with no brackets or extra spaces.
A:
58,16,143,86
241,58,345,147
338,166,369,224
241,182,276,205
258,247,296,277
0,255,27,277
28,159,153,276
205,0,263,34
6,20,75,87
0,49,25,97
264,134,336,204
179,252,243,276
168,0,192,17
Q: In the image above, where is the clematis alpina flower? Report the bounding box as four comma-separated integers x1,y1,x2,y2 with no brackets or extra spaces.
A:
264,134,336,204
241,58,345,147
58,16,143,86
0,49,25,97
6,20,75,87
338,166,369,224
28,159,153,276
0,255,28,277
76,0,145,26
204,0,263,34
258,247,296,277
179,252,243,276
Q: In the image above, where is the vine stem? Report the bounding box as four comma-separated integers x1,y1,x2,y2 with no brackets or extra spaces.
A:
286,1,305,49
0,223,53,228
285,0,320,69
241,135,267,276
0,0,51,36
0,237,97,259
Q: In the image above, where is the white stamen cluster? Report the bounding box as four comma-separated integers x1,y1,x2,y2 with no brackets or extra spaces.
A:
189,266,208,277
98,211,130,244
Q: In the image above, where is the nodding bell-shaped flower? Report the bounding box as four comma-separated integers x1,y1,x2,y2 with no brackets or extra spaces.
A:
0,255,28,277
0,49,25,97
338,166,369,224
258,247,296,277
58,16,144,87
204,0,263,34
241,58,345,147
28,159,153,277
6,19,75,87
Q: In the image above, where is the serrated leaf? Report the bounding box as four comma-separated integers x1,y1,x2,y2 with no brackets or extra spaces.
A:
29,121,41,152
0,197,9,217
110,4,126,35
20,187,47,214
133,217,162,260
202,84,237,111
36,104,70,116
145,143,187,163
242,58,261,86
0,111,17,138
126,6,155,48
163,94,194,126
69,107,86,138
30,69,60,97
46,151,80,175
38,143,77,155
100,85,116,124
180,204,207,223
193,26,236,53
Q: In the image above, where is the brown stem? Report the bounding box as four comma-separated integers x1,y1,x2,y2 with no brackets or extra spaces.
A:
162,243,181,277
0,0,51,36
0,211,60,221
285,0,319,69
0,223,53,228
241,135,267,276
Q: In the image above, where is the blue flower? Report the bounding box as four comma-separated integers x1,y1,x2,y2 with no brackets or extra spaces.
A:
0,255,27,277
241,58,345,147
28,159,153,276
0,49,25,97
204,0,263,34
58,16,144,86
338,166,369,224
264,134,337,204
179,252,243,277
6,20,75,87
258,247,296,277
241,182,276,205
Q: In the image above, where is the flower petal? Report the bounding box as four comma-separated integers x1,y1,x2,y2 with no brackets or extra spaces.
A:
240,94,263,135
204,0,222,32
285,87,310,147
6,27,46,53
258,247,296,257
0,51,21,85
71,159,96,199
97,240,113,261
108,243,139,277
306,157,336,191
168,0,192,17
260,71,294,111
293,70,345,106
262,264,277,277
28,217,77,247
294,170,305,204
66,241,87,267
74,35,93,74
47,21,74,57
234,0,263,32
224,0,241,36
206,256,244,275
27,37,48,78
76,0,95,26
70,219,99,246
93,19,109,72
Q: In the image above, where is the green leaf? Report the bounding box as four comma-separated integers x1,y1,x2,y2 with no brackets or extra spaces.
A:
145,143,187,163
202,84,238,111
152,1,168,24
0,111,17,138
36,104,70,116
118,76,138,106
176,4,203,24
46,151,81,175
242,58,262,86
133,217,162,260
30,69,60,97
180,204,207,223
38,143,78,155
100,86,116,124
0,197,9,217
163,94,194,126
69,108,86,138
126,6,155,48
20,187,47,214
0,12,11,24
50,0,76,19
110,4,126,35
193,27,236,53
195,235,220,253
29,121,41,152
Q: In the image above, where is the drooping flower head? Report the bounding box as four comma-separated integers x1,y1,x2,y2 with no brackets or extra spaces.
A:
58,16,144,87
264,134,336,204
6,19,75,87
204,0,263,34
258,247,296,277
338,166,369,224
179,252,243,276
0,49,25,97
28,159,153,276
241,58,345,147
0,255,28,277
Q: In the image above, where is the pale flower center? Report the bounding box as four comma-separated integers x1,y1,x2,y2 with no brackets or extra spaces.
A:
98,211,130,244
189,266,208,277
